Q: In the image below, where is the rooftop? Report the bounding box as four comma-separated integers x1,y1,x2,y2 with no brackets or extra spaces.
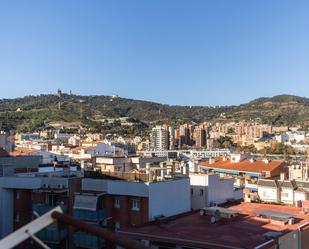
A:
9,149,37,156
199,157,285,174
120,202,309,249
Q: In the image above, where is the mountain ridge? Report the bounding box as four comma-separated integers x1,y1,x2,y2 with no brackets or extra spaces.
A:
0,93,308,133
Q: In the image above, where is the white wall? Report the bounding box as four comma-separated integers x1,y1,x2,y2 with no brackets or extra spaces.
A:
294,191,307,202
281,188,294,204
189,174,235,210
190,174,208,210
107,180,149,197
82,178,149,197
258,186,279,202
207,174,234,206
148,178,190,220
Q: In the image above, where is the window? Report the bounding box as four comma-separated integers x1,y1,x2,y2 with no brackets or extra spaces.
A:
282,192,289,198
15,213,20,223
131,199,140,211
115,221,120,231
191,188,193,196
16,191,20,200
114,198,120,208
200,189,204,196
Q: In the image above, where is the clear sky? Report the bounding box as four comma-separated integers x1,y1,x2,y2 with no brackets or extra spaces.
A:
0,0,309,105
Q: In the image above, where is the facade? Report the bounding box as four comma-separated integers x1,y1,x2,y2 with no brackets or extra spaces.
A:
193,126,207,148
257,179,309,205
151,126,169,150
82,175,191,229
258,179,281,203
199,154,285,191
0,132,14,153
0,171,82,248
0,155,41,176
189,173,236,210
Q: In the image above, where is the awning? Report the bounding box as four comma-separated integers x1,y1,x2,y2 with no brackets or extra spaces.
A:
73,195,98,211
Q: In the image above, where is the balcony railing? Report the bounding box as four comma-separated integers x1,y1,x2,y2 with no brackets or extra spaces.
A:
73,208,106,222
73,231,105,249
32,203,67,216
35,224,67,244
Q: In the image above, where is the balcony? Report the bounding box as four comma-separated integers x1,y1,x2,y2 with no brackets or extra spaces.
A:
73,208,106,222
32,203,67,216
36,224,67,244
73,231,105,249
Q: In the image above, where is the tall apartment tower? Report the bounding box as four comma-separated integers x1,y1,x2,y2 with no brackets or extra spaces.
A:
194,126,207,148
168,126,175,150
151,125,169,150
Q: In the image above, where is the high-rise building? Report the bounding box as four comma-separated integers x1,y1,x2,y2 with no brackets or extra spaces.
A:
194,126,207,148
168,126,175,150
179,124,191,148
151,126,169,150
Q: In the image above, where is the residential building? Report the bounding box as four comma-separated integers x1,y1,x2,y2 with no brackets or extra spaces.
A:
199,154,285,191
257,179,309,205
82,171,191,229
0,171,82,248
151,126,169,151
0,132,14,153
189,173,241,210
193,126,207,148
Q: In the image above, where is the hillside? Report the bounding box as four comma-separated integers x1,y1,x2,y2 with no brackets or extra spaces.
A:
0,94,308,134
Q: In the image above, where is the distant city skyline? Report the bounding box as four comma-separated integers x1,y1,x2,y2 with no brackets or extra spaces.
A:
1,0,309,105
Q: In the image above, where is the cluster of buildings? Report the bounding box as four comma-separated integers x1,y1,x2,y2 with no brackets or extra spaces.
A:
1,126,309,249
151,123,210,150
151,122,309,153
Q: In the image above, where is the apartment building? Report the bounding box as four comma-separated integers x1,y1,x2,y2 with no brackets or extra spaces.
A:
82,172,191,229
0,154,41,176
95,155,167,174
0,132,14,153
257,179,309,205
189,173,241,210
151,126,169,150
72,193,106,249
199,153,285,191
0,171,82,248
193,126,207,148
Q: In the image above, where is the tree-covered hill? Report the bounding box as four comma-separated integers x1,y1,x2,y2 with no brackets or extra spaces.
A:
0,93,308,133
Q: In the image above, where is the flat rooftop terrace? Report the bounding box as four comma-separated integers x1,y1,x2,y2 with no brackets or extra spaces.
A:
120,202,309,249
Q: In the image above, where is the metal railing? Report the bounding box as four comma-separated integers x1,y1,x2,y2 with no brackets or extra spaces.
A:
0,206,149,249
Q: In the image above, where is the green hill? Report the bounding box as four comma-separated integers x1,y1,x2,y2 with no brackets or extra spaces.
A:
0,94,308,134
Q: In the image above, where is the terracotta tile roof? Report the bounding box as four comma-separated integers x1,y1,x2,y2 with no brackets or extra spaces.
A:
81,141,98,145
199,157,285,174
9,149,37,156
72,146,96,151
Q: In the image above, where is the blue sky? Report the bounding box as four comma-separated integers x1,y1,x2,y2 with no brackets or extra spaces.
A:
0,0,309,105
